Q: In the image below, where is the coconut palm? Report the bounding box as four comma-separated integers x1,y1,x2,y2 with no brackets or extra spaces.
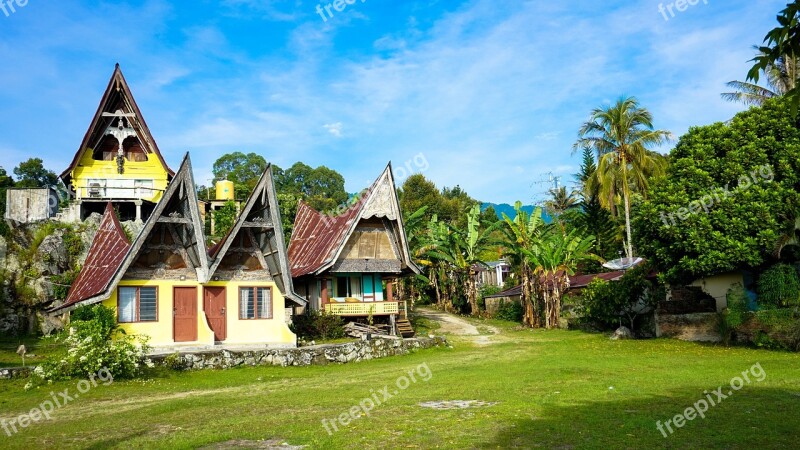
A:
574,97,671,260
723,49,800,106
543,186,579,219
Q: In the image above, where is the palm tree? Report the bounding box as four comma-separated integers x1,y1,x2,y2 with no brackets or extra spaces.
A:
574,97,671,260
723,49,800,106
543,186,579,219
500,202,547,327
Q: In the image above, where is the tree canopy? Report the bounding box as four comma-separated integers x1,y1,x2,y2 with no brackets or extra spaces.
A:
211,152,268,200
635,97,800,283
13,158,58,188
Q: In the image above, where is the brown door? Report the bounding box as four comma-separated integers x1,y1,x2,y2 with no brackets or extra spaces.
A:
204,287,227,342
173,287,198,342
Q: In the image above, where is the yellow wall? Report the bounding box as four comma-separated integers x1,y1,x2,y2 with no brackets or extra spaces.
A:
204,281,296,346
70,150,169,203
101,279,296,348
682,272,744,312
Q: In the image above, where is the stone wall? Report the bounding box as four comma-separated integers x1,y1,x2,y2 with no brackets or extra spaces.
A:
656,312,721,342
150,336,448,371
0,366,31,380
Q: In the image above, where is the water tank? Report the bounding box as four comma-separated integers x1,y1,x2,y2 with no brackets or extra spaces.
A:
215,180,235,201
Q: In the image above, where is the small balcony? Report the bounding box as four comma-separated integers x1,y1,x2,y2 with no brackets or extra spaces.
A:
324,301,405,317
77,179,159,201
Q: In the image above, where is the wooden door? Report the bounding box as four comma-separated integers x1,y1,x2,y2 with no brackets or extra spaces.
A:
204,287,227,342
173,287,198,342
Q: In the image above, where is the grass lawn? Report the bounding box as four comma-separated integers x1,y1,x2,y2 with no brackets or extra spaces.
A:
0,336,64,369
1,317,798,449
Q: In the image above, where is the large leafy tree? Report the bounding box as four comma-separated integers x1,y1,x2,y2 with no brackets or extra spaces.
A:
748,1,800,113
574,97,671,259
275,162,348,214
212,152,268,200
635,97,800,284
399,174,442,224
13,158,58,188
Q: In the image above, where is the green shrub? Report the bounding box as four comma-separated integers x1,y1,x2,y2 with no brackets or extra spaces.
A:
71,304,117,338
577,264,659,332
33,305,150,383
51,269,79,301
495,300,523,322
290,309,346,340
757,264,800,308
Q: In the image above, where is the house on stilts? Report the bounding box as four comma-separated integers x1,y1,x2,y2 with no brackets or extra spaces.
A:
59,64,173,222
288,164,420,337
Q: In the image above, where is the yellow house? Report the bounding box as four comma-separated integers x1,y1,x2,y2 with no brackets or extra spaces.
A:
51,154,304,350
60,64,173,222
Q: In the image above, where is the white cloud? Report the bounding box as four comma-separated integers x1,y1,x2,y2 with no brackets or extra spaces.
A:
323,122,344,138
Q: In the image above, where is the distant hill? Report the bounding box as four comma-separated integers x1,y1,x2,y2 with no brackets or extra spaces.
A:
481,203,553,223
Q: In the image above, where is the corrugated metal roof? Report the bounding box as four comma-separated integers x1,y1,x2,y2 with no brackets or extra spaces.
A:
288,197,366,278
483,270,628,299
60,203,131,308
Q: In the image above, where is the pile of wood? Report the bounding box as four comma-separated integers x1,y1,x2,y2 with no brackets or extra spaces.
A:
344,322,391,339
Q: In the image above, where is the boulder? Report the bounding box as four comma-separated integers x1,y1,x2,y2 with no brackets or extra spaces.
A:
611,326,633,340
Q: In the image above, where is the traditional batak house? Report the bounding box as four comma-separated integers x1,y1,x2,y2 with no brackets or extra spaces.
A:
288,164,419,336
60,64,173,222
51,155,303,349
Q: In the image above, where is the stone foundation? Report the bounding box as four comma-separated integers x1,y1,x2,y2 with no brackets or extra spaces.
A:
656,312,721,342
0,366,31,380
150,336,448,371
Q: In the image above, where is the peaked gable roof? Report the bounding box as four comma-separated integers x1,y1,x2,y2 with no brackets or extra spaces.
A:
288,163,419,278
58,203,131,310
50,154,207,313
61,64,174,184
208,165,306,306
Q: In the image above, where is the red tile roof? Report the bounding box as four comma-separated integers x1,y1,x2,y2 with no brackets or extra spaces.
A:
288,197,366,278
60,203,131,309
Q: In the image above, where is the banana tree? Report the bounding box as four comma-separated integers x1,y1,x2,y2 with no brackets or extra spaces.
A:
500,202,546,327
525,229,599,329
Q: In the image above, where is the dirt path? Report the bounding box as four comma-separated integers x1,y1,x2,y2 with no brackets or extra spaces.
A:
415,307,501,346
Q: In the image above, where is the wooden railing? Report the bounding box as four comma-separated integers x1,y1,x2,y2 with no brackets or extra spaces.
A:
325,301,400,316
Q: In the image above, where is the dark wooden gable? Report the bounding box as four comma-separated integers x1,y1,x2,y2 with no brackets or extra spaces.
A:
209,166,305,306
120,154,208,281
60,64,173,185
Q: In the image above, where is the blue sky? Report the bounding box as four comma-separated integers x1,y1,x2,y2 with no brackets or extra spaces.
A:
0,0,787,204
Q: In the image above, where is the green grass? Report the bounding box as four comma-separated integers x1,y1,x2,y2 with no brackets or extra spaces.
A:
0,336,63,368
1,324,799,449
